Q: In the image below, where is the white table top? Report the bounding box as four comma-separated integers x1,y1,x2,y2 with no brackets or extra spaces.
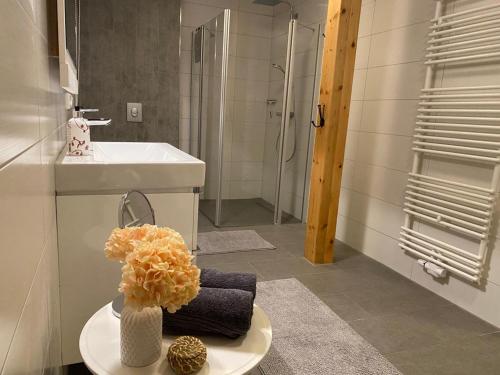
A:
80,303,272,375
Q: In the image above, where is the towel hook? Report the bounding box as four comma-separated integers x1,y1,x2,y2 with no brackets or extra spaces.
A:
311,104,325,128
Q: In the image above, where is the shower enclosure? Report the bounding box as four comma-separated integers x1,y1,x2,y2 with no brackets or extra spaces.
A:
190,7,322,226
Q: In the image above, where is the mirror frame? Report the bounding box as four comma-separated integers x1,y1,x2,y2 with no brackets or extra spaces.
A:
57,0,79,94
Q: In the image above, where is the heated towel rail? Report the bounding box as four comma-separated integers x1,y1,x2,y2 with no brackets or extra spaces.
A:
400,1,500,283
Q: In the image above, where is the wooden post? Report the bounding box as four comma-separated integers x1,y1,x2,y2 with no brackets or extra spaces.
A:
305,0,362,264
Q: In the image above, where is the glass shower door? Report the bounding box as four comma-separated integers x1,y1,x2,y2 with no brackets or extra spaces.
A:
265,21,322,224
191,10,322,227
191,10,231,226
277,23,323,224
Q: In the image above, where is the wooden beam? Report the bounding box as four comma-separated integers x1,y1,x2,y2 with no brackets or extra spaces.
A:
305,0,362,264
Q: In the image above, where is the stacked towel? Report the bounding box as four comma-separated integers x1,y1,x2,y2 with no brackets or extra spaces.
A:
200,268,257,300
163,287,253,338
162,268,257,339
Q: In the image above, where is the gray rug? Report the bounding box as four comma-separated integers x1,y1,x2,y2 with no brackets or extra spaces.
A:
197,230,276,254
256,278,401,375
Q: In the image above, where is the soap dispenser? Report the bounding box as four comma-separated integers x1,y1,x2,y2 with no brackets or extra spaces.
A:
67,107,92,156
66,106,112,156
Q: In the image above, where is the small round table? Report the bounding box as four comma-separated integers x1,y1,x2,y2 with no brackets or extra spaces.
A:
80,303,272,375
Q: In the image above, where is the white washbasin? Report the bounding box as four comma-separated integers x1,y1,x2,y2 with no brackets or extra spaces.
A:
56,142,205,194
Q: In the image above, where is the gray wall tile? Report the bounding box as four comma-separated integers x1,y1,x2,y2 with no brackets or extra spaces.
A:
79,0,180,145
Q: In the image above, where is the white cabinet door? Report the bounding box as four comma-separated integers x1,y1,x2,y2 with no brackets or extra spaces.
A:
57,192,197,364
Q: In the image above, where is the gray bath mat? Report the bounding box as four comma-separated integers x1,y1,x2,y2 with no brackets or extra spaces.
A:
197,230,276,255
256,278,401,375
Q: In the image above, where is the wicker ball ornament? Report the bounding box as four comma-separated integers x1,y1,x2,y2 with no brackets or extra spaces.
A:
167,336,207,375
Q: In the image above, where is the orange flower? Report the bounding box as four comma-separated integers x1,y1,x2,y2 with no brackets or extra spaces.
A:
104,226,148,261
104,224,188,262
119,238,200,312
104,225,200,311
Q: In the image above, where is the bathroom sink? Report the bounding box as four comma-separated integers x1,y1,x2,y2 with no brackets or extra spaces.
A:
55,142,205,194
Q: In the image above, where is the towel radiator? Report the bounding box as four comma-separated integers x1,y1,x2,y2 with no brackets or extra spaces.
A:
400,1,500,283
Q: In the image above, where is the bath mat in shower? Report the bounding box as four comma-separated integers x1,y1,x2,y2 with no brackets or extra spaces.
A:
256,278,401,375
196,230,276,254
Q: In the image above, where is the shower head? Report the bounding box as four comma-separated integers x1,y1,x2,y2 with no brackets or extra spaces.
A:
272,63,286,75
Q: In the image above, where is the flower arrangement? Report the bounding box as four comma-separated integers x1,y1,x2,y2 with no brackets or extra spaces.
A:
105,224,200,313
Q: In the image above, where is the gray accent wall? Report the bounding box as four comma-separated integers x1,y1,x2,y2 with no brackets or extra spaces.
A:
79,0,180,145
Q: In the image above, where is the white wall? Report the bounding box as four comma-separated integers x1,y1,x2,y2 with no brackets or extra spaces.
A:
180,0,273,199
0,1,67,373
336,0,500,327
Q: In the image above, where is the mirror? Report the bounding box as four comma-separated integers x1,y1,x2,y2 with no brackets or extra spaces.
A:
64,0,78,66
113,190,156,318
57,0,79,94
118,191,156,228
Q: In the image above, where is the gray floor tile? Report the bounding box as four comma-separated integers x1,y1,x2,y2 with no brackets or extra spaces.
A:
333,240,362,258
317,292,372,322
280,243,305,257
351,291,449,318
296,268,379,295
348,312,446,354
197,213,216,233
386,359,427,375
386,334,500,375
255,230,306,247
408,305,498,340
194,254,221,267
341,279,452,318
333,250,395,274
478,331,500,350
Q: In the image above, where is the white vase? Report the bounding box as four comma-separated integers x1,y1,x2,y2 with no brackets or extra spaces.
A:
120,305,163,367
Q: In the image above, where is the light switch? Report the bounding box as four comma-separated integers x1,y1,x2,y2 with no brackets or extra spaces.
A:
127,102,143,122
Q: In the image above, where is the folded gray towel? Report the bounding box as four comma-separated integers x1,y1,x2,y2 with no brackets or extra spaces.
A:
163,287,254,339
201,268,257,300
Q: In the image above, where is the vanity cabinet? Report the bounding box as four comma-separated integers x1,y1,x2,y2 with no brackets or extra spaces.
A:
57,192,199,364
55,142,205,364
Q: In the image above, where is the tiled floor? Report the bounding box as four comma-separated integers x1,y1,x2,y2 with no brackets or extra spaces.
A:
197,215,500,375
68,214,500,374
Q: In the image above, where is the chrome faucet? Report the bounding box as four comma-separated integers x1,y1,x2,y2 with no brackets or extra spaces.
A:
74,106,112,126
